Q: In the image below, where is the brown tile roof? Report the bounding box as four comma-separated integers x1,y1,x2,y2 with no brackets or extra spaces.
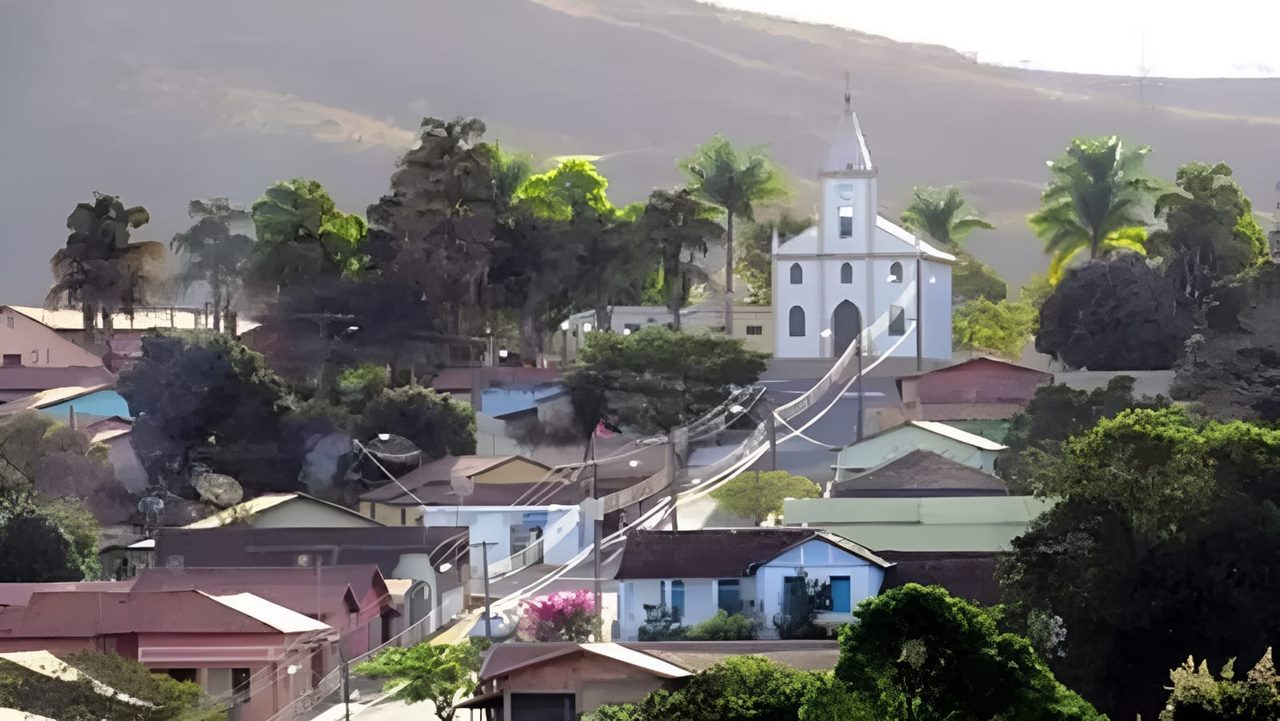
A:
831,450,1009,497
898,356,1053,380
361,455,553,503
370,480,584,507
154,526,470,590
878,551,1003,605
130,565,389,615
614,528,890,580
0,582,134,608
478,640,839,681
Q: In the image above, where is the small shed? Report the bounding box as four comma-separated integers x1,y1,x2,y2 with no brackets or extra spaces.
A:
898,357,1052,436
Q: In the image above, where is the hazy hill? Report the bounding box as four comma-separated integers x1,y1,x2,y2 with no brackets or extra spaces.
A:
4,0,1279,304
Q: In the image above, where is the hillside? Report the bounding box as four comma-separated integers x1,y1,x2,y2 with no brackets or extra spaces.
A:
4,0,1280,303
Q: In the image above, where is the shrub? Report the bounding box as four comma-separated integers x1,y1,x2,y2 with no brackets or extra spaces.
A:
517,589,599,641
638,605,684,641
684,610,757,641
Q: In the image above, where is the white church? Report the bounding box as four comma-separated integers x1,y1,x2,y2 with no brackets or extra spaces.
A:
772,96,955,360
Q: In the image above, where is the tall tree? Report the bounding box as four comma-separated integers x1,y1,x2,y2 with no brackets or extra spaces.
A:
637,189,724,329
246,178,367,299
1150,161,1267,310
735,213,810,306
366,117,498,336
680,135,788,335
47,193,165,335
171,198,255,332
899,185,994,249
563,327,768,435
951,297,1037,360
710,471,820,524
1029,136,1182,282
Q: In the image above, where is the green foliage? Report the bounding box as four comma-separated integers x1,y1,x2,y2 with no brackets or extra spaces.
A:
684,610,758,641
1160,650,1280,721
118,331,292,493
837,584,1103,721
564,327,768,435
357,386,476,459
1150,162,1267,310
899,185,995,249
0,657,211,721
951,251,1008,303
636,188,724,326
798,673,878,721
514,158,613,221
37,497,103,580
336,363,389,411
1020,273,1054,313
0,411,116,510
64,652,224,720
171,198,255,332
999,407,1280,719
47,192,166,331
736,213,812,306
596,656,823,721
246,178,367,294
1028,136,1182,282
710,470,820,524
0,493,86,582
952,297,1036,359
355,639,489,721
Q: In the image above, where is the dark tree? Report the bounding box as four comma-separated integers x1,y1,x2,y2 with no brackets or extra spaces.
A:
118,331,293,494
0,496,79,582
357,386,476,460
170,198,255,333
1036,253,1194,370
636,188,724,329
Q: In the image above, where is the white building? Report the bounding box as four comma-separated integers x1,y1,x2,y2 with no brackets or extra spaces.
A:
615,528,892,641
773,97,955,359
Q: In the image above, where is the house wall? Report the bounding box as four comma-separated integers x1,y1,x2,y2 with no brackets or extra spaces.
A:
783,496,1054,552
754,540,884,632
501,654,675,714
617,577,749,641
474,458,554,485
253,502,381,529
419,505,583,575
0,308,103,368
835,426,998,478
361,502,422,527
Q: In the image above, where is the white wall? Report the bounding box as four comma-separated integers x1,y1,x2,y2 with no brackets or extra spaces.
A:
618,577,742,641
418,505,584,574
754,540,884,626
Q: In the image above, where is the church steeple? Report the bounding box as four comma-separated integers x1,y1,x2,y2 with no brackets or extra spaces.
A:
822,75,872,175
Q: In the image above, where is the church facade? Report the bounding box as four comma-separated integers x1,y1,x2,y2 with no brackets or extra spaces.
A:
773,101,954,360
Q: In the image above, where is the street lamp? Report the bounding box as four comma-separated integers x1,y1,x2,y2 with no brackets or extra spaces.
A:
560,320,571,365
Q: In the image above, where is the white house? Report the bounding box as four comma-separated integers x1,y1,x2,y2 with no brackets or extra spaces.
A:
773,96,955,360
834,420,1008,480
614,528,892,641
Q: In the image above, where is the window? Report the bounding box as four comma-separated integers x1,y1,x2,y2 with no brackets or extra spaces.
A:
840,262,853,284
888,261,904,283
889,305,906,336
231,668,251,704
671,580,685,622
4,316,13,329
717,579,741,614
1,354,20,367
788,306,806,337
789,263,803,285
839,206,854,238
746,325,763,336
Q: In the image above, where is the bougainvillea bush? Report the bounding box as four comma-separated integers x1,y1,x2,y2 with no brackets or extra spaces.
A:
517,589,599,641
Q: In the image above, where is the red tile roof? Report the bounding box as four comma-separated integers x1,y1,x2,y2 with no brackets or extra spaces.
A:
0,582,134,608
0,366,115,392
130,565,389,616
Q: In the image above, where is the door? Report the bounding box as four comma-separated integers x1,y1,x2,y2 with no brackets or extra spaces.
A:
831,300,861,357
782,576,808,617
830,576,852,613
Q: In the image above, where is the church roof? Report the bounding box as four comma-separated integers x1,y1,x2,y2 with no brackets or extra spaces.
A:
774,220,956,262
822,97,872,174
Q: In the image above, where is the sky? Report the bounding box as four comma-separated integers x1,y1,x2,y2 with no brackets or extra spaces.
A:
701,0,1280,78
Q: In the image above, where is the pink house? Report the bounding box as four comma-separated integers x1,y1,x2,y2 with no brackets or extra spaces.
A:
898,357,1053,422
0,586,336,721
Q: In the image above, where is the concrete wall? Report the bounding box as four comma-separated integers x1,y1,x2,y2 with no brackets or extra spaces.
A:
419,505,583,574
836,425,999,477
0,308,103,367
784,496,1054,552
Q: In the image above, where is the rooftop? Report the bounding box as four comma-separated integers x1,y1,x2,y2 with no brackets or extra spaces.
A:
899,356,1053,381
5,305,258,334
181,492,382,529
0,369,115,395
615,528,890,580
361,455,553,503
371,480,584,507
130,565,389,616
831,450,1009,497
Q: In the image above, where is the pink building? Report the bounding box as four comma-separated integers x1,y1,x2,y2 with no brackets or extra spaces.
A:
898,357,1052,423
0,585,336,721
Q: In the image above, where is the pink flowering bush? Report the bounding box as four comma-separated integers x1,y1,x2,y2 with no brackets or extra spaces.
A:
517,589,599,641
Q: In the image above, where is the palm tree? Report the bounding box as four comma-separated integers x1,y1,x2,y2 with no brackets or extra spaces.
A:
1028,136,1182,282
680,136,788,335
899,186,994,248
171,198,256,333
47,193,166,336
638,189,724,330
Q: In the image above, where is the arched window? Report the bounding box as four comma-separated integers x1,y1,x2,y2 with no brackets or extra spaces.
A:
788,306,806,337
789,263,804,284
888,262,904,283
840,262,853,284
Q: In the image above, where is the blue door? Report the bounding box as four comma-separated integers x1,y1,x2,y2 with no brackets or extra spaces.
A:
831,576,852,613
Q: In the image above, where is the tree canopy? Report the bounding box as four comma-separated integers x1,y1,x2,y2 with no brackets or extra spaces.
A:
837,584,1103,721
354,640,488,721
1028,136,1181,282
356,386,476,460
952,297,1036,360
710,470,820,524
246,178,367,296
1036,253,1194,370
171,198,255,333
1159,650,1280,721
636,188,724,328
899,185,994,249
563,327,768,435
735,213,810,306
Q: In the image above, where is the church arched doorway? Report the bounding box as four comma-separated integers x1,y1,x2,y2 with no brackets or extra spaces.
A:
831,300,861,357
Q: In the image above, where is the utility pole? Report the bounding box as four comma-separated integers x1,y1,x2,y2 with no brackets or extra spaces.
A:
338,646,350,721
766,405,777,471
589,437,603,632
856,335,865,442
915,235,924,372
667,438,679,531
470,541,498,642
